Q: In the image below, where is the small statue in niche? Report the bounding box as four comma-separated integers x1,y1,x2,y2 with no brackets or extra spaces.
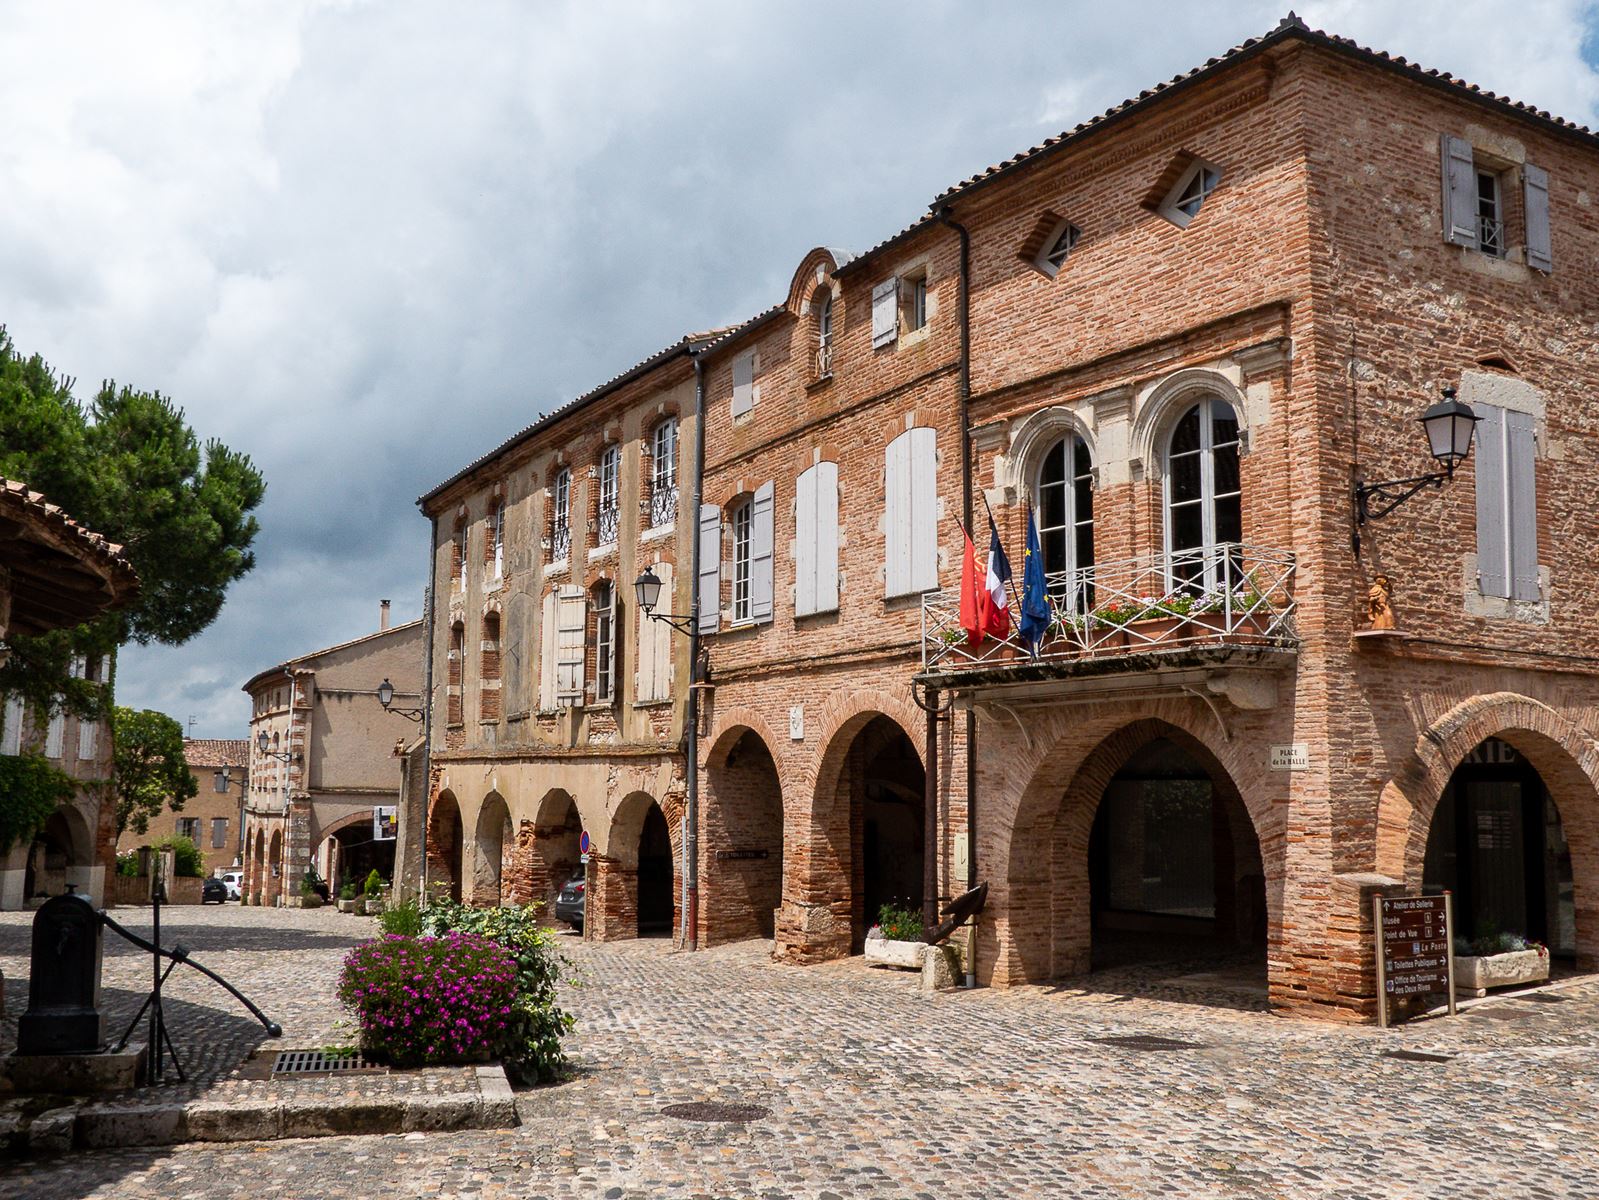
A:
1367,573,1396,631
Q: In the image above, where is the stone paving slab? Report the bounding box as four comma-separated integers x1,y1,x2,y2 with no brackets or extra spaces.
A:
4,910,1599,1197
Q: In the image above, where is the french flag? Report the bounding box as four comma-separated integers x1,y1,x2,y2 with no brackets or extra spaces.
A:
981,517,1012,640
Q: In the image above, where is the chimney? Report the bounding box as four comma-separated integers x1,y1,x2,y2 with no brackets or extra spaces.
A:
380,599,391,631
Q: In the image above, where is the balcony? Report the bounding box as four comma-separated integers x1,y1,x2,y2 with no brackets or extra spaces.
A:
918,543,1298,706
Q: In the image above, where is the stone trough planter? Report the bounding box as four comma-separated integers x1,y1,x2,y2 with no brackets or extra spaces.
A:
1455,949,1550,998
863,936,925,970
336,898,359,914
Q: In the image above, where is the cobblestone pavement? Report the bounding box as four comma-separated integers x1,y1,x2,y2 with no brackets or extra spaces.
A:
4,908,1599,1198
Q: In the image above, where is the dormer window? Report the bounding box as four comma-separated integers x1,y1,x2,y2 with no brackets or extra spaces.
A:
1160,160,1221,228
1034,221,1081,278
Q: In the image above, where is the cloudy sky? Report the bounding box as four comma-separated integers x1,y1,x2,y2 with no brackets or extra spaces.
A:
3,0,1597,737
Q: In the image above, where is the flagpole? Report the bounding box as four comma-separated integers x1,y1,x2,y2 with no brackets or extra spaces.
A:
977,490,1026,620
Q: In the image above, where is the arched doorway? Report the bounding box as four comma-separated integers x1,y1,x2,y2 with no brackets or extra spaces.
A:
319,812,396,895
24,807,88,901
428,791,463,903
267,829,284,906
1086,735,1266,981
638,803,673,936
605,792,675,939
473,794,513,907
1424,737,1576,960
532,789,581,920
705,727,784,942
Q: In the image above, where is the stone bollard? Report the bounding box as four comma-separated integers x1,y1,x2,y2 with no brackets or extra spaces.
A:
920,943,962,994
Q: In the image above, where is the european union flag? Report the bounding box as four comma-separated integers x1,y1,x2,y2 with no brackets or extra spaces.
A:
1018,504,1051,650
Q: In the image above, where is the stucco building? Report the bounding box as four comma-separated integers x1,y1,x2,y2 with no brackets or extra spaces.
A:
0,478,138,909
115,738,250,879
416,17,1599,1020
241,609,422,904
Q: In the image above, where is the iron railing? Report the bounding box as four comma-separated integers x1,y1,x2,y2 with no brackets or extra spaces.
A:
650,483,678,528
920,542,1297,671
550,524,570,563
597,504,619,547
1479,215,1505,257
815,340,833,378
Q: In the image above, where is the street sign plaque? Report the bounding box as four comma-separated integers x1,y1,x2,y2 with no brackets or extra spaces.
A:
1374,892,1456,1027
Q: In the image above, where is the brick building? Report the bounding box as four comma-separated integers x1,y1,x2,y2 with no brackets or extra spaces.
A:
115,739,250,879
417,17,1599,1019
0,478,138,910
241,609,422,904
415,335,713,936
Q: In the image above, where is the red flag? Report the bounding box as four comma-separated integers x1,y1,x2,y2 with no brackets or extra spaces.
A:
959,526,984,646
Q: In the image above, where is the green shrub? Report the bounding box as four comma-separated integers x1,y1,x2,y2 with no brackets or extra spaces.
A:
875,902,924,943
115,851,142,877
363,869,384,897
0,754,77,853
419,899,575,1084
380,897,422,936
152,835,203,877
339,882,357,901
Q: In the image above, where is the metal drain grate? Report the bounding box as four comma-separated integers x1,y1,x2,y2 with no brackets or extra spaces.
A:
662,1101,770,1124
1383,1049,1454,1063
271,1049,382,1076
1088,1035,1206,1052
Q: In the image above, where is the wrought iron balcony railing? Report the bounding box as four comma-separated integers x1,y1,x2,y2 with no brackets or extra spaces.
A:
550,524,570,563
650,484,678,528
597,504,619,547
920,542,1297,672
814,341,833,379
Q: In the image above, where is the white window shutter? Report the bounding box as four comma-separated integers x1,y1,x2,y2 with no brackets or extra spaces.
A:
697,504,722,633
636,562,674,701
77,717,97,760
555,585,586,706
814,462,840,613
732,351,755,418
884,433,911,596
538,591,558,709
1507,409,1540,601
908,427,938,592
751,480,775,623
795,467,818,616
1441,134,1478,248
45,709,64,759
2,695,23,756
1475,404,1509,598
1524,163,1552,273
871,277,899,348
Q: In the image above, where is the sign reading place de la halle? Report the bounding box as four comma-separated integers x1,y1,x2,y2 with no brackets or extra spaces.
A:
1374,893,1457,1027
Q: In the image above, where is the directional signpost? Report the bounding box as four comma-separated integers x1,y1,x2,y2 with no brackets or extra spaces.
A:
1374,892,1456,1027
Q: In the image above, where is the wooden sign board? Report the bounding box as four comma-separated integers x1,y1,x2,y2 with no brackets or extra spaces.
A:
1374,892,1456,1027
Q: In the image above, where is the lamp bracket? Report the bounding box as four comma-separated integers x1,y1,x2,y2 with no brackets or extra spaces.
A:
646,610,696,637
1354,470,1449,524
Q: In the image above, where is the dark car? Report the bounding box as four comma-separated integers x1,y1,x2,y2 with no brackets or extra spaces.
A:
201,877,229,904
554,868,585,930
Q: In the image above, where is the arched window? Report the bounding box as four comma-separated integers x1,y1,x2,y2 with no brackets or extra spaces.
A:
731,498,753,623
597,445,620,546
1164,397,1242,590
650,418,678,527
814,292,834,378
1035,433,1094,609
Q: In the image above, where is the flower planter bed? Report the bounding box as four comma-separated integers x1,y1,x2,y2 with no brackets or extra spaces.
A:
1455,949,1549,998
863,935,925,970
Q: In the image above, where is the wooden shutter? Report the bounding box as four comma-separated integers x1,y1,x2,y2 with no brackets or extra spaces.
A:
538,591,558,709
751,480,775,623
732,350,755,418
77,716,97,760
2,695,23,756
908,427,938,592
636,562,674,701
884,432,911,596
795,467,818,616
796,461,839,616
1524,163,1552,273
1441,134,1478,247
697,503,721,633
555,585,586,706
871,277,899,348
45,710,63,759
1507,409,1540,601
503,592,527,716
1475,404,1509,598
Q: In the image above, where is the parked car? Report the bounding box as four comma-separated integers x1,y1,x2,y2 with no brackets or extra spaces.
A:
220,871,243,900
554,868,586,930
201,877,229,904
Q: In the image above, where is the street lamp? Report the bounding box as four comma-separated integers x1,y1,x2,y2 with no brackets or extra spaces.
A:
1354,385,1482,538
256,730,298,762
634,567,695,635
376,677,424,723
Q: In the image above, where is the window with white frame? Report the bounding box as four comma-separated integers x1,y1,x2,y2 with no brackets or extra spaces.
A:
597,445,619,546
455,519,468,590
591,581,615,703
1441,134,1554,272
1035,434,1095,611
732,499,753,623
899,269,928,334
1474,404,1539,601
884,427,939,597
814,292,834,378
1476,169,1505,258
1035,221,1081,278
178,817,200,842
551,468,571,561
651,418,678,527
491,503,504,579
1159,160,1221,229
1164,398,1241,591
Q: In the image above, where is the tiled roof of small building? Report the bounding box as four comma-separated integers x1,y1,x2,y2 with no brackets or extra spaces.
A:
933,13,1599,207
184,738,250,769
0,477,140,636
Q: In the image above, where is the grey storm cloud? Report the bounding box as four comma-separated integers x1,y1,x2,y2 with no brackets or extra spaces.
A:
2,0,1596,735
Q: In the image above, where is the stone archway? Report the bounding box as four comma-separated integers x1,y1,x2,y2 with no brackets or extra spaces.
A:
703,725,784,944
528,789,581,921
428,790,464,903
592,792,677,940
472,793,513,907
267,829,284,906
24,806,91,901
